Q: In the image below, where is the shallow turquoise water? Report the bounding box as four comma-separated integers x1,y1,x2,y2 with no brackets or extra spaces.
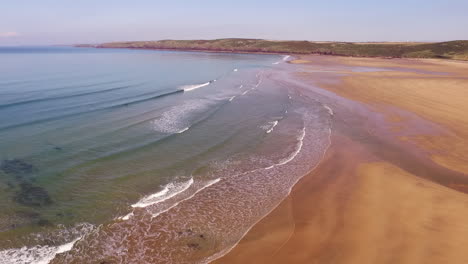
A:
0,47,332,263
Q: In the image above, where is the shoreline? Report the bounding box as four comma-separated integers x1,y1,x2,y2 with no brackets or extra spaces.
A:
74,44,468,62
213,55,468,263
75,38,468,61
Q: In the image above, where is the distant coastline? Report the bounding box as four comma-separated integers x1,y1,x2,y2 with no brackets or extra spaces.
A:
75,38,468,60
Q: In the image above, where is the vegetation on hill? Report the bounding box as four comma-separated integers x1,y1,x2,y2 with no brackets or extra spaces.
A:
81,39,468,60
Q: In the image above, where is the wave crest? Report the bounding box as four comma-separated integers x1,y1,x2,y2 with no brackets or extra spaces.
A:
131,178,194,208
180,80,214,92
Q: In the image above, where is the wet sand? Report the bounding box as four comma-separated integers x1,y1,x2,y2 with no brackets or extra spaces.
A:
214,56,468,263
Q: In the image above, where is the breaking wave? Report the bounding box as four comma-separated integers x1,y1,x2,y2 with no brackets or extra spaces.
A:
272,55,291,65
151,99,216,134
180,80,214,92
266,127,305,170
0,223,94,264
150,178,221,218
323,104,334,115
131,178,194,208
266,121,279,134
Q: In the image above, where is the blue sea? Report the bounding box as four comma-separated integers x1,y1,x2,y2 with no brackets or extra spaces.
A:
0,47,332,263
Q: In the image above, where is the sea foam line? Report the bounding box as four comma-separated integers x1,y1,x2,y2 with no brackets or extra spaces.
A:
323,104,334,116
277,127,306,165
266,127,306,170
273,55,290,65
180,80,214,92
176,127,190,133
205,122,333,264
131,178,194,208
151,178,221,218
255,79,262,88
0,235,84,264
266,121,279,134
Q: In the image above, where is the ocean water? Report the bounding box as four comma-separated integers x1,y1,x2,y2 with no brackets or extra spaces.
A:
0,47,332,263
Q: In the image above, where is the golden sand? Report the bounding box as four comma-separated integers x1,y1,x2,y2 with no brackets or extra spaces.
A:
215,56,468,263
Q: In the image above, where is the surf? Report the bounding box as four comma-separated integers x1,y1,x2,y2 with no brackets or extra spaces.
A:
180,80,215,92
266,120,279,134
151,178,221,218
131,178,194,208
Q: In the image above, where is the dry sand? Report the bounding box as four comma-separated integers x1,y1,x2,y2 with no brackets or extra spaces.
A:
214,55,468,263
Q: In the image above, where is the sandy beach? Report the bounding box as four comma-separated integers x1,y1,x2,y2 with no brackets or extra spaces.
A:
214,55,468,263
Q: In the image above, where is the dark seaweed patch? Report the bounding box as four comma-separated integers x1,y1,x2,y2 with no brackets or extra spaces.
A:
15,209,41,220
14,182,52,207
0,159,35,178
37,218,52,227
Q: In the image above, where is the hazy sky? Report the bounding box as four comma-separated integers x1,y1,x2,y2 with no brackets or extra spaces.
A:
1,0,467,45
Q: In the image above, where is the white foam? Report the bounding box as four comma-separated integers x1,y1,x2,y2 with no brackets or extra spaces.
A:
323,105,334,115
180,82,211,92
152,99,213,134
131,178,194,208
272,55,289,65
265,127,305,170
255,79,262,88
119,212,134,221
229,96,236,102
151,178,221,218
238,85,243,89
266,121,279,134
233,69,238,72
255,73,263,88
241,90,249,96
176,127,190,133
278,127,305,165
0,237,81,264
205,121,333,264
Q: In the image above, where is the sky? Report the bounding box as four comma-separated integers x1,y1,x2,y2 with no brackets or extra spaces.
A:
1,0,467,45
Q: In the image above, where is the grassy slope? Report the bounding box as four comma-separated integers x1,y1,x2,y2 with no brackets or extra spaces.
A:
89,39,468,60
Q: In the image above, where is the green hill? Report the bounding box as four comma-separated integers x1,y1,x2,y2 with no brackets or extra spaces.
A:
84,39,468,60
